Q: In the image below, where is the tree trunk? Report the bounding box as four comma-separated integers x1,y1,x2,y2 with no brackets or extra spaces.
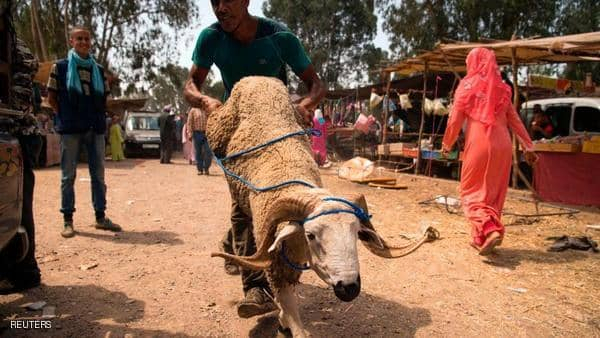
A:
29,5,43,60
64,0,69,47
31,0,48,61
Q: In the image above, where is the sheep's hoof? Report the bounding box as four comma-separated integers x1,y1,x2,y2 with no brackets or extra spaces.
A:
277,325,292,337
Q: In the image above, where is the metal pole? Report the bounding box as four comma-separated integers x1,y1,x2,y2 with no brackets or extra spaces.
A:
415,62,428,175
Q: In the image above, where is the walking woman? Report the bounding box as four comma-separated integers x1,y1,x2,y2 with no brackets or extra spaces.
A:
109,115,125,161
442,48,538,255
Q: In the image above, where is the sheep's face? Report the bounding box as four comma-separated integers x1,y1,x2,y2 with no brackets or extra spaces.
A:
303,211,362,302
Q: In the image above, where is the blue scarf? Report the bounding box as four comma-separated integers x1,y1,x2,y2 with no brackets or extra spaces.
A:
66,49,105,97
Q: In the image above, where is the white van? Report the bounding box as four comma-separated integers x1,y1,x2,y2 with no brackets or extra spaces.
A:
520,97,600,136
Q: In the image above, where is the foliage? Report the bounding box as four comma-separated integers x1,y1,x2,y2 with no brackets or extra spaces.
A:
12,0,199,85
144,64,224,114
263,0,387,89
377,0,558,58
377,0,599,82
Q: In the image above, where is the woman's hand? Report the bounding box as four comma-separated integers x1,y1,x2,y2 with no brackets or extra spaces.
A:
524,150,539,166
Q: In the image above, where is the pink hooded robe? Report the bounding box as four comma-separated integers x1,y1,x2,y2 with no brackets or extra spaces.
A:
442,48,533,245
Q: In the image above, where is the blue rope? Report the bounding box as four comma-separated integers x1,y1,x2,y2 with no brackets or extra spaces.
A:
214,129,320,192
280,242,310,270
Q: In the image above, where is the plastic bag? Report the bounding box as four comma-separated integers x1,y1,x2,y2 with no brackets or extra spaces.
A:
354,113,376,134
423,98,434,115
433,99,448,116
399,94,412,109
369,92,383,110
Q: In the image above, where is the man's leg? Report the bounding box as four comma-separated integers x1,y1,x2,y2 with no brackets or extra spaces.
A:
228,190,275,318
160,140,166,163
200,131,212,174
193,131,203,174
60,134,81,237
86,132,120,232
165,138,174,163
221,229,239,275
84,131,106,219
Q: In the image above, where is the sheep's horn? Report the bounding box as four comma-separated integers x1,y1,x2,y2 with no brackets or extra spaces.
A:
211,192,319,271
345,194,440,258
210,251,271,270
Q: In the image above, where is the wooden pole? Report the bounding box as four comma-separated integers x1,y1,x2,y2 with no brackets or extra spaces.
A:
440,50,463,81
510,47,520,188
415,62,428,175
380,71,392,160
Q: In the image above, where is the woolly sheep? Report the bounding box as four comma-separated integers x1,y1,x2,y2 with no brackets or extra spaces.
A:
208,76,433,338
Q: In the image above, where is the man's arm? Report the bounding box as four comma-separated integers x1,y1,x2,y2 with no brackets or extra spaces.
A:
48,91,58,113
183,65,222,113
47,63,59,113
296,64,325,124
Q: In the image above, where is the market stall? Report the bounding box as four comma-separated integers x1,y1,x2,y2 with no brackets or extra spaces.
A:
533,139,600,206
379,31,600,187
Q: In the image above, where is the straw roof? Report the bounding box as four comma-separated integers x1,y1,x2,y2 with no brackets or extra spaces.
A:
382,31,600,75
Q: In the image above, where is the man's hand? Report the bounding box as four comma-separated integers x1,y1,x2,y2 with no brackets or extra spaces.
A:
202,96,222,114
294,104,312,126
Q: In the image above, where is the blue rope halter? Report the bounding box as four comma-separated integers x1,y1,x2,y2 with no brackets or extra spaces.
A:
214,129,372,271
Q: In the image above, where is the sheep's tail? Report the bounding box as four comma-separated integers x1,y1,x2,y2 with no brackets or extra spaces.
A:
211,251,271,270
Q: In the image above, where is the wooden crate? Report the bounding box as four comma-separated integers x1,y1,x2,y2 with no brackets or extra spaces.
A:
377,142,416,156
402,147,419,158
533,143,581,153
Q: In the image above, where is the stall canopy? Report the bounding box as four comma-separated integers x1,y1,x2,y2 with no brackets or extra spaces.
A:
326,72,456,100
380,31,600,76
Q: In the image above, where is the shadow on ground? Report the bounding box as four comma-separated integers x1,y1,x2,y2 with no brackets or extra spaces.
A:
249,283,431,337
76,230,184,246
483,247,595,270
0,284,191,337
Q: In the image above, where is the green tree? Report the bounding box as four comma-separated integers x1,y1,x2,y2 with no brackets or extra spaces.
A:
12,0,199,84
556,0,600,82
263,0,386,89
145,64,224,114
378,0,558,58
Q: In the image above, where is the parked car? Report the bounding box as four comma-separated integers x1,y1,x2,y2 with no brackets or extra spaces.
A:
521,97,600,137
0,115,29,276
123,110,161,157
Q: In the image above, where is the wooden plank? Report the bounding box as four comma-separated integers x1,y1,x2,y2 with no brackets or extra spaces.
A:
350,177,397,184
368,182,408,189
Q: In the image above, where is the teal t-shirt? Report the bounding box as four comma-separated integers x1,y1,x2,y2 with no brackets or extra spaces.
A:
192,17,312,100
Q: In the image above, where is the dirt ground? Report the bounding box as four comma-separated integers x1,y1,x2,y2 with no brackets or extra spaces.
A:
1,155,599,337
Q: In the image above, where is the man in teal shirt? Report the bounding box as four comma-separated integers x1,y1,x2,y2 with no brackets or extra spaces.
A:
183,0,325,319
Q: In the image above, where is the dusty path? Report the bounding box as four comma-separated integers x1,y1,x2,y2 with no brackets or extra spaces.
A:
1,156,599,337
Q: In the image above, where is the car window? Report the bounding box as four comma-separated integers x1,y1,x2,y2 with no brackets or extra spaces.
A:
545,105,572,136
573,106,600,133
126,116,159,131
520,108,534,127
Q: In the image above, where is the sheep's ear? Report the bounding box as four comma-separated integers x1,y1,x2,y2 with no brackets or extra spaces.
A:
358,227,385,250
268,222,303,253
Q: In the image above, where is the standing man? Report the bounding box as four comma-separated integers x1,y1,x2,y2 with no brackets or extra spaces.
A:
185,107,212,175
47,27,121,238
158,105,177,164
183,0,325,319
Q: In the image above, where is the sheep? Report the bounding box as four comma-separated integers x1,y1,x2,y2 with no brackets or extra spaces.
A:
207,76,437,337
